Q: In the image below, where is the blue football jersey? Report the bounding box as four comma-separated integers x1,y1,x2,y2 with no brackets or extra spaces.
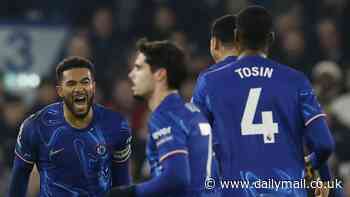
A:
193,56,237,122
15,102,131,197
192,55,326,197
204,56,237,73
147,93,220,197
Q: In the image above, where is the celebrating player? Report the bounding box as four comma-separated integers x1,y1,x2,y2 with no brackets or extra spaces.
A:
107,39,220,197
8,57,132,197
192,6,334,197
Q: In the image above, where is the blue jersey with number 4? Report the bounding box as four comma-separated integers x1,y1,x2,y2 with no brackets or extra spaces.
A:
192,55,327,197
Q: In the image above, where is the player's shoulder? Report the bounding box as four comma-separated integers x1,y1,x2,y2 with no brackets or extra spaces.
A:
151,101,204,134
20,112,39,132
93,104,130,137
198,56,236,79
199,62,226,77
200,64,233,86
27,102,64,128
270,58,306,77
272,59,310,86
150,98,182,129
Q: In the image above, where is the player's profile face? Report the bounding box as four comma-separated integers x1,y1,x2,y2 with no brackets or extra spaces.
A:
128,52,155,99
58,68,95,118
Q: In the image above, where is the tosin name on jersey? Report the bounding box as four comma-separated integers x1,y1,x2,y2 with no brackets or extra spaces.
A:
235,66,274,79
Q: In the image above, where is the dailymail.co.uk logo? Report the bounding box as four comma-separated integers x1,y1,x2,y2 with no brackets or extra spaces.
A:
152,127,172,140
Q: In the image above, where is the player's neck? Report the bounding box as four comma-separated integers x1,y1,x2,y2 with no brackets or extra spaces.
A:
238,49,267,60
216,49,239,63
63,103,93,129
148,87,177,112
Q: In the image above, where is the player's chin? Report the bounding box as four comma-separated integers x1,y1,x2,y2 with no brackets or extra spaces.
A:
132,92,145,101
73,108,90,118
73,104,90,117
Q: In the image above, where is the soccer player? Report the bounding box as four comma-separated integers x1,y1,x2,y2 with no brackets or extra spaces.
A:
207,14,238,72
107,39,220,197
192,14,238,172
192,6,335,197
8,57,131,197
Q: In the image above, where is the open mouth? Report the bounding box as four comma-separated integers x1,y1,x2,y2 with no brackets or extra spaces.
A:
73,95,87,105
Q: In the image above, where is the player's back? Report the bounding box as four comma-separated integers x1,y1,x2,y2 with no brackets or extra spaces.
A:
147,94,220,197
203,55,315,196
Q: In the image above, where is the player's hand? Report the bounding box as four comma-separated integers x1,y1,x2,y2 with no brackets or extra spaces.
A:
314,183,329,197
106,185,136,197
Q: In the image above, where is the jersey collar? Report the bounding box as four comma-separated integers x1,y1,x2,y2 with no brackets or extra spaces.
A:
237,53,267,60
153,92,182,114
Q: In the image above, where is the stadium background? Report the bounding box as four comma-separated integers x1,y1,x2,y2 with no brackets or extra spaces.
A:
0,0,349,195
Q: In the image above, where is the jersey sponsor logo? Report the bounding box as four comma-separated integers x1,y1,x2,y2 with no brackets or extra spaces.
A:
152,127,172,140
96,144,107,156
49,148,64,157
153,127,173,147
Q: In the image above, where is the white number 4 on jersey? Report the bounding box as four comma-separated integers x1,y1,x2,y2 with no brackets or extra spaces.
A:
241,88,279,143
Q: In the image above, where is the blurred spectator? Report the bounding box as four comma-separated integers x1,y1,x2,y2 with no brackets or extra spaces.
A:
110,79,135,118
1,94,27,167
331,93,350,130
310,61,350,162
316,19,343,62
66,34,92,59
149,6,177,40
115,0,139,33
89,7,126,99
312,61,342,107
186,55,211,76
277,30,313,75
275,13,301,35
330,81,350,161
170,31,195,57
309,61,350,162
0,148,10,194
29,78,57,113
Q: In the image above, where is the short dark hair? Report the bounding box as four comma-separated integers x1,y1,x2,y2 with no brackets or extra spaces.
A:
56,56,95,83
236,6,273,50
211,15,236,46
136,38,187,90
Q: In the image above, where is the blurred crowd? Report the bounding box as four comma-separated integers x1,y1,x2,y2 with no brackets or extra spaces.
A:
1,0,350,196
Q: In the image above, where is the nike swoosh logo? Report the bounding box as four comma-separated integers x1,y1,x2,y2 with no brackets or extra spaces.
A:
49,148,64,156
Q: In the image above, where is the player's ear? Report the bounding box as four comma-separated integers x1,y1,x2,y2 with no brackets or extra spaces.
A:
234,28,239,44
234,28,243,52
92,80,96,93
153,68,167,81
211,37,219,50
56,84,63,97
